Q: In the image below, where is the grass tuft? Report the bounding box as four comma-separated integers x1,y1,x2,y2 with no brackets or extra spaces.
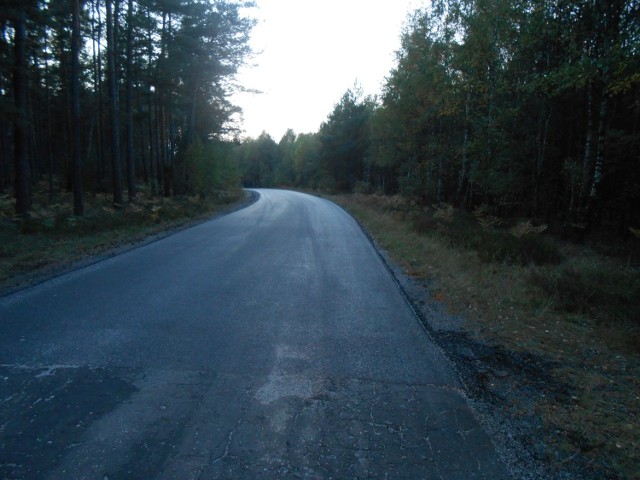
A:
530,262,640,325
410,205,563,266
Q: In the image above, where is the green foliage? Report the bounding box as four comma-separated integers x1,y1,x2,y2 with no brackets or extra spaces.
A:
368,195,564,266
411,204,564,266
318,86,376,192
476,231,564,266
235,132,279,187
184,141,240,196
7,187,239,238
530,263,640,325
370,0,640,232
0,0,255,213
275,129,297,186
235,86,376,193
238,0,639,237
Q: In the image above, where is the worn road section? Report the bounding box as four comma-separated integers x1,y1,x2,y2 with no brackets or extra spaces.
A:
0,189,511,479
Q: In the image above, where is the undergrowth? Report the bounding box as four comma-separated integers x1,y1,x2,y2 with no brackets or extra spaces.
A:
0,184,242,287
330,192,640,480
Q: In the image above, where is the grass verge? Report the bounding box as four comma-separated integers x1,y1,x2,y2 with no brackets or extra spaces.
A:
329,193,639,480
0,185,245,291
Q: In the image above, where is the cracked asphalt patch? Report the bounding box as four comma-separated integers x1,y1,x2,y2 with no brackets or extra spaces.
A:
1,367,508,479
0,365,138,480
201,377,504,479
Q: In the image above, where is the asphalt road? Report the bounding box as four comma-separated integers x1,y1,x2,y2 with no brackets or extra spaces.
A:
0,189,511,479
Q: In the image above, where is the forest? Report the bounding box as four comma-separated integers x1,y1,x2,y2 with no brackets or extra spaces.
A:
1,0,254,218
237,0,640,238
1,0,639,238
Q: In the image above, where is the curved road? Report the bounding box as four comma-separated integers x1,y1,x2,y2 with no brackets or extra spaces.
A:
0,189,510,479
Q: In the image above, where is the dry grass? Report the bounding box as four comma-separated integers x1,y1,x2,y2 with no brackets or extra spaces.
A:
330,192,640,480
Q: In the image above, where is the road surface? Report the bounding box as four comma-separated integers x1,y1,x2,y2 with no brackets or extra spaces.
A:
0,189,510,479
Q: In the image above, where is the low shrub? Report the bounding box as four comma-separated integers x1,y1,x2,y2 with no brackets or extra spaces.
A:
530,263,640,324
419,206,563,266
353,181,373,194
476,230,564,266
185,141,241,196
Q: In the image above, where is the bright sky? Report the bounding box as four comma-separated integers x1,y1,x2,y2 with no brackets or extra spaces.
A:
231,0,425,140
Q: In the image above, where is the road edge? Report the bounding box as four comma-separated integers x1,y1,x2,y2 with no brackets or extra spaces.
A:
1,190,260,299
327,197,558,480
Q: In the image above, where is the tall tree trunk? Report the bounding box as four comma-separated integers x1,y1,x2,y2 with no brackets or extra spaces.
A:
587,89,608,224
136,85,148,183
71,0,84,215
589,92,607,199
155,94,164,193
106,0,123,207
91,0,105,192
145,7,156,193
533,106,552,213
580,83,594,219
44,34,54,201
147,88,156,192
160,101,170,197
13,8,31,217
457,90,471,207
159,10,169,197
125,0,136,200
28,81,40,183
0,121,6,194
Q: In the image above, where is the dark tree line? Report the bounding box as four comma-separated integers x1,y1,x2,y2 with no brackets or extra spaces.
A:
236,87,376,193
1,0,254,217
240,0,640,236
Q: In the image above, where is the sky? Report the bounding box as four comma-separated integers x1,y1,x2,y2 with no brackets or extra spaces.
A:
230,0,426,140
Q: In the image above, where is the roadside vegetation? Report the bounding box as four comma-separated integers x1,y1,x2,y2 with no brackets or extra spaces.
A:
330,192,639,480
1,1,251,288
0,182,243,291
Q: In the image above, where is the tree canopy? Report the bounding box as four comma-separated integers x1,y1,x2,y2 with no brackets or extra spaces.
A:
1,0,255,214
238,0,640,236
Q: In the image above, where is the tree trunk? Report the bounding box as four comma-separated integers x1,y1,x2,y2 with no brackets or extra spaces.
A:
106,0,124,207
71,0,84,215
136,85,148,183
533,106,552,213
0,121,8,194
44,33,54,201
13,8,31,217
458,91,470,207
125,0,136,200
147,88,156,192
155,94,164,193
580,83,594,219
91,0,105,192
589,89,608,199
145,7,156,193
587,89,608,225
